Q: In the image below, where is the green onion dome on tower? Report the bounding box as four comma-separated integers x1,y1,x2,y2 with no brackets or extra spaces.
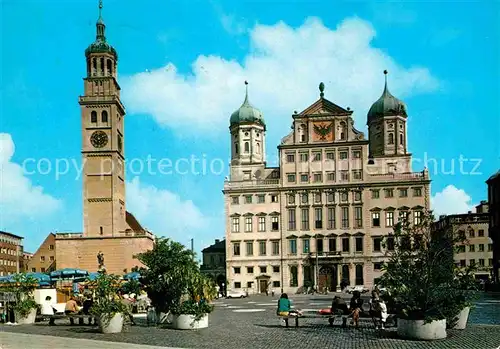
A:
85,0,117,60
230,81,265,128
367,70,407,124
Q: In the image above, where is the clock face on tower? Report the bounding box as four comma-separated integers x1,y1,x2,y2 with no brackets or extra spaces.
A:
90,131,108,148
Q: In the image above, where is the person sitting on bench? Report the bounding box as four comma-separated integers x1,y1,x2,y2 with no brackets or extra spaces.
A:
41,296,56,317
369,291,388,329
348,291,363,328
330,296,349,327
65,297,79,325
277,293,302,327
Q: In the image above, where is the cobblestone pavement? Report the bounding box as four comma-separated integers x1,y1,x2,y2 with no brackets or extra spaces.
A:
1,294,499,349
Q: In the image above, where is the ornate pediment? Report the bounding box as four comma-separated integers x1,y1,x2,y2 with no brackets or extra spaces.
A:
298,98,351,117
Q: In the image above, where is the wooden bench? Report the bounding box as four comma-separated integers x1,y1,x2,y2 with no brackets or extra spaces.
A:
37,314,95,326
277,311,397,328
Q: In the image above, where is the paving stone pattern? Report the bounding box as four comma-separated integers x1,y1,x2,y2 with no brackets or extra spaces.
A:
1,294,500,349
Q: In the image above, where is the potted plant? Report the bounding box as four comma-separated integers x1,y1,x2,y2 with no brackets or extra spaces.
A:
378,212,465,340
88,271,129,333
137,238,216,329
1,274,40,325
446,264,479,329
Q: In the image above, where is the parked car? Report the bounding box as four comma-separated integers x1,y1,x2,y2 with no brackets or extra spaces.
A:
226,289,248,298
345,285,369,294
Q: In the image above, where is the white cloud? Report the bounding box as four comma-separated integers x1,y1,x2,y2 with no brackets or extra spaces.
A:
122,17,439,136
431,185,474,217
126,177,212,245
0,133,61,223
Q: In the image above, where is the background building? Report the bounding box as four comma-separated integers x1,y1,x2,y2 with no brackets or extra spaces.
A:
0,231,23,276
25,233,56,273
53,3,154,273
22,251,33,271
487,170,500,283
433,202,493,280
223,75,430,294
201,239,226,291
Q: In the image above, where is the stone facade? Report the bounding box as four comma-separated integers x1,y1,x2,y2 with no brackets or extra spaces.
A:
25,233,56,273
0,231,23,276
201,239,226,289
223,80,430,295
434,202,493,280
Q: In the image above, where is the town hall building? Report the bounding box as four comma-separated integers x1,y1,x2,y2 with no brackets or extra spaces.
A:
223,76,431,294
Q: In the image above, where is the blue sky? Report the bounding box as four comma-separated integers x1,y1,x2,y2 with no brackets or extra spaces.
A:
1,0,499,255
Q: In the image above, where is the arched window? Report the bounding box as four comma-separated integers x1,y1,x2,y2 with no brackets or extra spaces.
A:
355,264,363,285
92,58,97,76
244,142,250,153
298,124,307,142
100,58,105,76
90,111,97,123
256,142,260,154
101,110,108,123
107,59,112,76
86,59,91,76
99,226,103,235
399,133,403,145
235,143,239,154
342,265,350,285
388,133,394,144
290,266,298,287
339,122,346,140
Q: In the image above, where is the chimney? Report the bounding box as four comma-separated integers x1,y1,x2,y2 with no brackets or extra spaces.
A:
215,239,220,244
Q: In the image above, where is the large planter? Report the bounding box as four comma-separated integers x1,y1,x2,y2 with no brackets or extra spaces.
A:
14,308,37,325
171,314,208,330
450,307,470,330
98,313,124,333
397,318,447,340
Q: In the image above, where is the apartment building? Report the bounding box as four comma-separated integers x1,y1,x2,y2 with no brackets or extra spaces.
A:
0,231,24,276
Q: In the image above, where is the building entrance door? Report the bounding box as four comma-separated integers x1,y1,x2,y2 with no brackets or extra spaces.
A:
259,280,268,294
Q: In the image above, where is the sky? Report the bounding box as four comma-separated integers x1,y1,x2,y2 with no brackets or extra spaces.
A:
1,0,499,256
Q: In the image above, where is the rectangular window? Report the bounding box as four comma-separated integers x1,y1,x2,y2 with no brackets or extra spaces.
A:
257,195,265,203
301,193,308,204
341,192,348,202
342,238,350,252
247,281,253,288
271,195,278,203
289,239,297,254
469,259,475,266
300,153,309,162
31,268,36,272
387,237,395,251
385,189,394,198
327,192,335,203
341,207,349,228
313,173,322,182
234,282,241,288
355,237,363,252
271,216,279,231
260,266,267,273
385,212,394,227
245,217,253,232
245,195,252,204
314,208,323,229
326,152,335,160
313,152,322,161
327,172,335,181
328,238,336,252
317,239,323,253
373,263,382,271
327,207,336,229
469,229,475,238
287,174,296,183
246,242,253,256
50,256,54,261
399,189,408,197
341,171,349,181
371,190,380,199
258,217,266,232
286,154,295,162
288,209,296,230
273,266,280,273
272,241,280,255
479,259,485,267
469,245,475,252
288,194,295,205
41,267,46,272
247,266,254,274
373,237,382,252
234,267,241,275
413,187,422,197
231,196,239,205
259,241,266,255
352,150,361,158
232,218,240,232
399,211,408,222
414,211,422,225
40,256,45,262
233,243,240,256
301,208,310,230
339,151,348,160
272,281,280,288
478,229,484,237
49,245,54,250
354,191,362,201
488,244,493,252
303,239,310,253
314,193,321,203
354,207,363,228
489,258,493,266
352,170,362,180
300,174,309,182
460,260,466,267
478,244,484,252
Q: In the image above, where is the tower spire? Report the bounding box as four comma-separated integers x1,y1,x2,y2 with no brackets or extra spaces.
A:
96,0,106,41
243,80,249,104
383,69,389,94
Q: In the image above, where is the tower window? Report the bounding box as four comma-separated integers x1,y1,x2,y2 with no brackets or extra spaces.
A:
92,58,97,76
235,143,239,154
388,133,394,144
400,134,403,145
107,59,112,76
100,58,105,76
100,226,103,235
244,142,249,153
101,110,108,123
256,142,260,154
91,111,97,123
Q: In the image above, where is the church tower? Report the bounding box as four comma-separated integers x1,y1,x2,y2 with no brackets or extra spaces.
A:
229,81,266,181
79,0,126,237
367,70,408,158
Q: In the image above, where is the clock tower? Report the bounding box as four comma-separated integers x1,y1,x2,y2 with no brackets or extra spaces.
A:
79,0,126,237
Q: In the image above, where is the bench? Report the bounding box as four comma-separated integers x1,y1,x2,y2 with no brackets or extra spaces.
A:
37,313,95,326
277,311,397,328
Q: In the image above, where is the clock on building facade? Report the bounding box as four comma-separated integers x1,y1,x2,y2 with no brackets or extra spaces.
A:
90,130,108,148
